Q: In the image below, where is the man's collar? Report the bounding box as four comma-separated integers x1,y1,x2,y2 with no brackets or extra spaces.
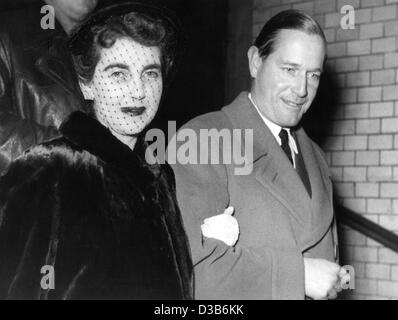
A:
221,92,281,162
248,93,298,154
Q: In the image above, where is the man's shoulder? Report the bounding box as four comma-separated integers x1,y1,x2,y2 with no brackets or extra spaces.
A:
180,92,250,132
300,129,327,156
181,110,230,132
296,128,330,170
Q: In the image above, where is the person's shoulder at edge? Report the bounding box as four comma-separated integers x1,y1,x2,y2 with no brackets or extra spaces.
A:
178,92,250,133
0,135,97,184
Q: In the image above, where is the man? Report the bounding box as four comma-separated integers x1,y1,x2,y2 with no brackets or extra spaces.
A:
170,10,346,299
0,0,97,175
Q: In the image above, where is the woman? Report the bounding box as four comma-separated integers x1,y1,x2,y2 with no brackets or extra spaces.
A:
0,3,192,300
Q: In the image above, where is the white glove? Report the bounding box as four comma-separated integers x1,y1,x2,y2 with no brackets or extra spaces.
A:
335,266,352,292
303,258,341,300
201,206,239,246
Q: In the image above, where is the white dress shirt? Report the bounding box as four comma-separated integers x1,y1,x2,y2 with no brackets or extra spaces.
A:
248,93,298,168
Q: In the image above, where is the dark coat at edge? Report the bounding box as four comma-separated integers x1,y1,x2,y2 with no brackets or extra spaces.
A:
0,111,193,300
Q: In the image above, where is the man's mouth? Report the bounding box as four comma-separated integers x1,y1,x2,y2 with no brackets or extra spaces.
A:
282,99,305,108
120,106,146,116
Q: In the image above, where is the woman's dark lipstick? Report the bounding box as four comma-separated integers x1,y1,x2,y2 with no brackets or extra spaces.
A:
120,106,146,116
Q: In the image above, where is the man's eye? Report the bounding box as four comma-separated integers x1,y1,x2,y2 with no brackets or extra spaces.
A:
283,67,296,75
308,72,321,81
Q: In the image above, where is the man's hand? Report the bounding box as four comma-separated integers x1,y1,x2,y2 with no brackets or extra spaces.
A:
201,206,239,246
304,258,342,300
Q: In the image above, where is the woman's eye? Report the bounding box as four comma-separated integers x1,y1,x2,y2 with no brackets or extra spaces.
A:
145,70,161,79
111,71,129,81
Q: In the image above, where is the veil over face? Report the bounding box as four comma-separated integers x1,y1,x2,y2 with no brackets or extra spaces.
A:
81,38,163,136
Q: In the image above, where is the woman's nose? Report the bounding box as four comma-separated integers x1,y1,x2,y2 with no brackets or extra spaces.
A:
128,78,145,100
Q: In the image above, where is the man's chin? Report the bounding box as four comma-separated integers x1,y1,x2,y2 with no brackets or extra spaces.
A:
277,111,304,127
277,115,302,128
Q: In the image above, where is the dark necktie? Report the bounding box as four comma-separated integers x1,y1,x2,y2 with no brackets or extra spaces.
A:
279,129,312,197
279,129,293,165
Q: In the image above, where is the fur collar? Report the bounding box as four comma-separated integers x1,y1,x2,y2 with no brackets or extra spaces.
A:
59,111,160,182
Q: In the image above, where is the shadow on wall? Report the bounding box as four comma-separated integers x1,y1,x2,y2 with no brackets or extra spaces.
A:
301,64,341,147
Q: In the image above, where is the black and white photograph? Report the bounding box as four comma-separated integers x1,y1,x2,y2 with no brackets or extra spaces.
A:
0,0,398,307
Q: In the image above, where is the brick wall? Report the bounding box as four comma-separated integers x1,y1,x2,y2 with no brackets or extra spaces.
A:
253,0,398,299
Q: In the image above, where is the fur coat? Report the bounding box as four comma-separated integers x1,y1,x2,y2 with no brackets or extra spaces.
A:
0,111,193,300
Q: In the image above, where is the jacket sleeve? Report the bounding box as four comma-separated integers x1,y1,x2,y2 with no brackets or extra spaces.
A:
169,138,305,300
0,32,59,176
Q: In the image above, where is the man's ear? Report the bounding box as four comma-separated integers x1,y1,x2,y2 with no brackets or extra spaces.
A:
79,80,94,100
247,46,262,79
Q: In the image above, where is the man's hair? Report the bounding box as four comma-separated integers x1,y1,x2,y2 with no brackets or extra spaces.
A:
254,9,326,60
71,11,180,83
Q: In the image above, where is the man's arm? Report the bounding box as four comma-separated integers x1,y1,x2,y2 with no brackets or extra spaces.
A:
170,158,306,299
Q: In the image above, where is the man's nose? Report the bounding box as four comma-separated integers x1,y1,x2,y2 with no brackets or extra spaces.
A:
292,74,308,98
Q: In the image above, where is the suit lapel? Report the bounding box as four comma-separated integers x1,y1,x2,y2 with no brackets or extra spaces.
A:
295,129,334,250
222,92,312,228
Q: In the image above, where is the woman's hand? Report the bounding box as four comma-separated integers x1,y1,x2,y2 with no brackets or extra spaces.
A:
201,206,239,246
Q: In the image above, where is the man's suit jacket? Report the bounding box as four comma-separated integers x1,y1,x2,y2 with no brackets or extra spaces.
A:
170,92,338,299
